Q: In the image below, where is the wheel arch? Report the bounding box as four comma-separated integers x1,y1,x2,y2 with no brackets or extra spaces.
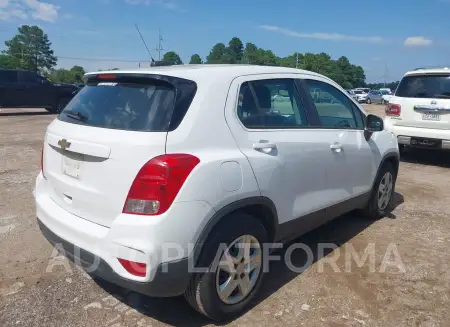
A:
192,197,279,264
372,151,400,190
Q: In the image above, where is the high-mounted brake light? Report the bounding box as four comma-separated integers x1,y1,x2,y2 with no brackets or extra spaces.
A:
123,154,200,216
96,74,116,80
386,103,401,116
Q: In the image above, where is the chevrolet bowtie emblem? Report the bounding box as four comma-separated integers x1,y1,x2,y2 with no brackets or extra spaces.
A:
58,139,71,151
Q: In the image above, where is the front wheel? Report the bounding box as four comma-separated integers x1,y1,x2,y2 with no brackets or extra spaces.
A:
184,213,268,321
366,98,372,104
363,163,396,219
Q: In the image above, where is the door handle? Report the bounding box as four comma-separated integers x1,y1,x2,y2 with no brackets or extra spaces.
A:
253,142,277,151
330,142,343,152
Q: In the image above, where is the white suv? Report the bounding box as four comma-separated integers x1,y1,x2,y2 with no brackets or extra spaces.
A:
35,65,399,321
384,67,450,152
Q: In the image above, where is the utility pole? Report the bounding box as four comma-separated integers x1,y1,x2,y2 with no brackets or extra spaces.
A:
296,52,299,68
383,62,388,88
156,28,164,61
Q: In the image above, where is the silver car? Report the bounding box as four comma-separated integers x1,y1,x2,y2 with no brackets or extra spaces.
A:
366,90,384,104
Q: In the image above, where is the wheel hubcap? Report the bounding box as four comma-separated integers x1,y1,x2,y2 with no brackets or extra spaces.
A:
215,235,262,305
378,172,393,210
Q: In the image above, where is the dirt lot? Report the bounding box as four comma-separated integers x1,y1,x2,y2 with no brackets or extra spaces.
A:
1,105,449,327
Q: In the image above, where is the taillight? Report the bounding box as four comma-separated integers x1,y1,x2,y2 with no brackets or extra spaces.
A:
123,154,200,215
386,103,401,116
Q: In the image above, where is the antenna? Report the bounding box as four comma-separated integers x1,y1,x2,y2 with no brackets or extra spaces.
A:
134,24,155,64
156,28,164,61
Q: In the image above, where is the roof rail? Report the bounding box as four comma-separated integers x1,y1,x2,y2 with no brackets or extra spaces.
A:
413,66,450,71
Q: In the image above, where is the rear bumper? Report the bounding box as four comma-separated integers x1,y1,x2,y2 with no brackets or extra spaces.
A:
37,218,190,297
35,173,216,297
384,120,450,150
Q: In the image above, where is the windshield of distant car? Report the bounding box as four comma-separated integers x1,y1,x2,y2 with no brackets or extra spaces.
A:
353,90,364,94
380,90,390,95
396,74,450,98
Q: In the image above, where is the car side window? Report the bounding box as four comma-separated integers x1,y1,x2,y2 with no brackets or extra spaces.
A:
304,79,362,129
350,101,365,129
19,71,41,83
237,78,308,129
0,70,18,83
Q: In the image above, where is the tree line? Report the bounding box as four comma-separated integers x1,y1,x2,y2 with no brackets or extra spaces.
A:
163,37,366,89
0,25,395,89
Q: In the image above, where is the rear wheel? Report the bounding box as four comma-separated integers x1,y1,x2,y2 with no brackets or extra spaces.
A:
363,162,396,219
184,213,267,321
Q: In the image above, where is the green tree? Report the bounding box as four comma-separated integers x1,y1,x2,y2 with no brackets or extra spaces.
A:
70,65,86,77
0,54,22,69
279,52,304,68
206,43,226,64
228,37,244,62
189,54,203,64
242,42,259,64
3,25,57,72
162,51,183,65
51,68,73,83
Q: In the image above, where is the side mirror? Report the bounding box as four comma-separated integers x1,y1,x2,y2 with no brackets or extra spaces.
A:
366,114,384,132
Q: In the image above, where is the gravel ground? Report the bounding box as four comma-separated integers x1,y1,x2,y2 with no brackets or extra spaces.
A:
0,105,449,327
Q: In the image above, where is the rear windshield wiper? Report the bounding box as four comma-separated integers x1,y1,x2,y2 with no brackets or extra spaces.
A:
64,111,88,121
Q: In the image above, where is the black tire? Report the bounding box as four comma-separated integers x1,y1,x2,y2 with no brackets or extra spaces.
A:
184,213,268,321
366,98,372,104
398,144,405,155
363,162,396,219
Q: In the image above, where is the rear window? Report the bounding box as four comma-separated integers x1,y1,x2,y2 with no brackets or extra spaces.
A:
58,74,197,132
395,74,450,98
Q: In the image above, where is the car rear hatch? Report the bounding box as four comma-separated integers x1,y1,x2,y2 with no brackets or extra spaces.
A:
392,73,450,130
42,72,197,227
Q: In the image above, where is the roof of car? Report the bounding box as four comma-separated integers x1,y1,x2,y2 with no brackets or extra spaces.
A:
405,66,450,76
85,64,327,82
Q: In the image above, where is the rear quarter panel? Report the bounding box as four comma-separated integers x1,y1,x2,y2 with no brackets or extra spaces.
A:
165,77,260,211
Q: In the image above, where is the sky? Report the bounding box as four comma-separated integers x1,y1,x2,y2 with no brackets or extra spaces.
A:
0,0,449,82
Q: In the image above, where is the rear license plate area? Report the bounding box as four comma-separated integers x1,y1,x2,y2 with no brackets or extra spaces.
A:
62,152,84,179
422,113,441,121
410,137,442,149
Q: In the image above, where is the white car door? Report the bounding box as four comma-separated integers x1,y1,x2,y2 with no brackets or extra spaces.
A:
300,77,376,206
225,75,330,226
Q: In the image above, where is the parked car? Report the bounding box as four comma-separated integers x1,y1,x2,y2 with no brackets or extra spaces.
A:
36,65,399,321
381,90,392,104
0,69,79,113
366,90,384,104
385,66,450,153
352,89,368,103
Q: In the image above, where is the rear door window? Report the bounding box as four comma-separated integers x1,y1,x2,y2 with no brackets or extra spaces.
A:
396,74,450,98
58,75,196,132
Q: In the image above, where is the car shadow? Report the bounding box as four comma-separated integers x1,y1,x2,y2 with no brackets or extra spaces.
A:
400,148,450,168
91,192,404,326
